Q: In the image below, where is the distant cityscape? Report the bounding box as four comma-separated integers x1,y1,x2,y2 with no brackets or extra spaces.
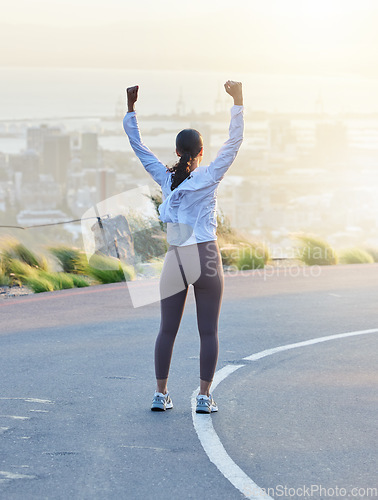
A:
0,93,378,254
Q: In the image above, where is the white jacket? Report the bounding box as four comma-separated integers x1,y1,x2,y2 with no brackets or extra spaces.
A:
123,105,244,246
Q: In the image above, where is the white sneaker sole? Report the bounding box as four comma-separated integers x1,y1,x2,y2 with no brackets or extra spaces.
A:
151,400,173,411
196,401,218,413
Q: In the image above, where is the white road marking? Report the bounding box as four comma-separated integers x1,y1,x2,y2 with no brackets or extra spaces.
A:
243,328,378,361
0,415,30,420
120,445,170,452
0,470,36,483
0,398,53,404
0,427,10,434
192,365,271,500
192,328,378,500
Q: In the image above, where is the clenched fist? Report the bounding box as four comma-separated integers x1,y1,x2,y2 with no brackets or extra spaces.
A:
224,81,243,106
127,85,139,112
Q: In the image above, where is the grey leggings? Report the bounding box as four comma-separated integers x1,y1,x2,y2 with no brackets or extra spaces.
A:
155,240,224,382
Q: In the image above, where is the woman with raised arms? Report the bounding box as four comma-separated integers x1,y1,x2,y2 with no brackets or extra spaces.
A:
123,81,244,413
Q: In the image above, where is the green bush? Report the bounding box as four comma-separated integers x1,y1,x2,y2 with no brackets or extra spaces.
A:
216,209,271,269
220,241,269,269
295,235,338,266
8,259,37,284
26,276,55,293
0,272,10,286
219,245,240,267
70,274,90,287
363,247,378,263
235,244,266,270
16,268,89,293
38,271,74,290
49,246,87,274
338,248,374,265
2,240,48,271
87,253,135,284
0,257,10,286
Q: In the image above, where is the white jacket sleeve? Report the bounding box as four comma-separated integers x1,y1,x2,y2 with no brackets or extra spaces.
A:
123,112,168,187
206,105,244,183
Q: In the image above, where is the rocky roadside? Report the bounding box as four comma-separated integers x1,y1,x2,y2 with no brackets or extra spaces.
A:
0,284,34,299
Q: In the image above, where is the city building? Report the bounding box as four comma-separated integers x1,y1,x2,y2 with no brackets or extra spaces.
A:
42,134,71,186
27,124,61,154
81,132,99,169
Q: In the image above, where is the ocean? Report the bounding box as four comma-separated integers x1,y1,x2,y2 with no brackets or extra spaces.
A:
1,67,378,155
2,67,378,121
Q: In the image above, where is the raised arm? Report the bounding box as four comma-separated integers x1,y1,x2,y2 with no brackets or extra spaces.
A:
206,81,244,184
123,85,168,187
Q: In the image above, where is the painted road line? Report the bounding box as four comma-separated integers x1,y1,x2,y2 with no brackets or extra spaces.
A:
243,328,378,361
0,398,53,404
192,328,378,500
191,365,272,500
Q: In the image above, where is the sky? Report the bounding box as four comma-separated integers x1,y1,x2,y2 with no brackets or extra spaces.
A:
2,0,378,77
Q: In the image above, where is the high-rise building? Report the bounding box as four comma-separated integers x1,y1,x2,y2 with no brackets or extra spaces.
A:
81,132,98,168
96,168,116,204
9,150,39,183
0,152,8,180
27,125,61,154
42,135,71,186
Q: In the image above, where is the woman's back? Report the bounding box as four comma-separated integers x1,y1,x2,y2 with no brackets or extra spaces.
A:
123,108,244,246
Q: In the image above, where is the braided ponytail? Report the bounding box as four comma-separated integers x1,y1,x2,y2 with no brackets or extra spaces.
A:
168,128,203,191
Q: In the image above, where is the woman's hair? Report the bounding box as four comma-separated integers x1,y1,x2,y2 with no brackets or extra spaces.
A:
167,128,203,191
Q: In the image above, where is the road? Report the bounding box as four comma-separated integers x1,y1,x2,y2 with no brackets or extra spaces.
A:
0,264,377,500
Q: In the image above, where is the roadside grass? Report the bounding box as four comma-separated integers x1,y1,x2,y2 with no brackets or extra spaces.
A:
294,234,338,266
26,275,55,293
38,271,75,290
86,253,136,284
5,264,91,294
2,204,377,295
48,245,88,274
216,210,270,269
2,237,49,271
219,243,268,270
7,259,38,285
0,256,11,286
235,243,267,270
70,274,91,287
338,248,375,264
0,239,92,293
363,247,378,263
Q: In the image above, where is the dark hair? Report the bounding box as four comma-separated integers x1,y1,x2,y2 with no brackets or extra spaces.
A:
168,129,203,191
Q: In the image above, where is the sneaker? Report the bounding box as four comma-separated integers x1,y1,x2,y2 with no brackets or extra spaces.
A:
151,391,173,411
196,393,218,414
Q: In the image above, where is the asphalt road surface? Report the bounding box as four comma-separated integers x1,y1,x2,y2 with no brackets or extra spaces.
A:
0,264,377,500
